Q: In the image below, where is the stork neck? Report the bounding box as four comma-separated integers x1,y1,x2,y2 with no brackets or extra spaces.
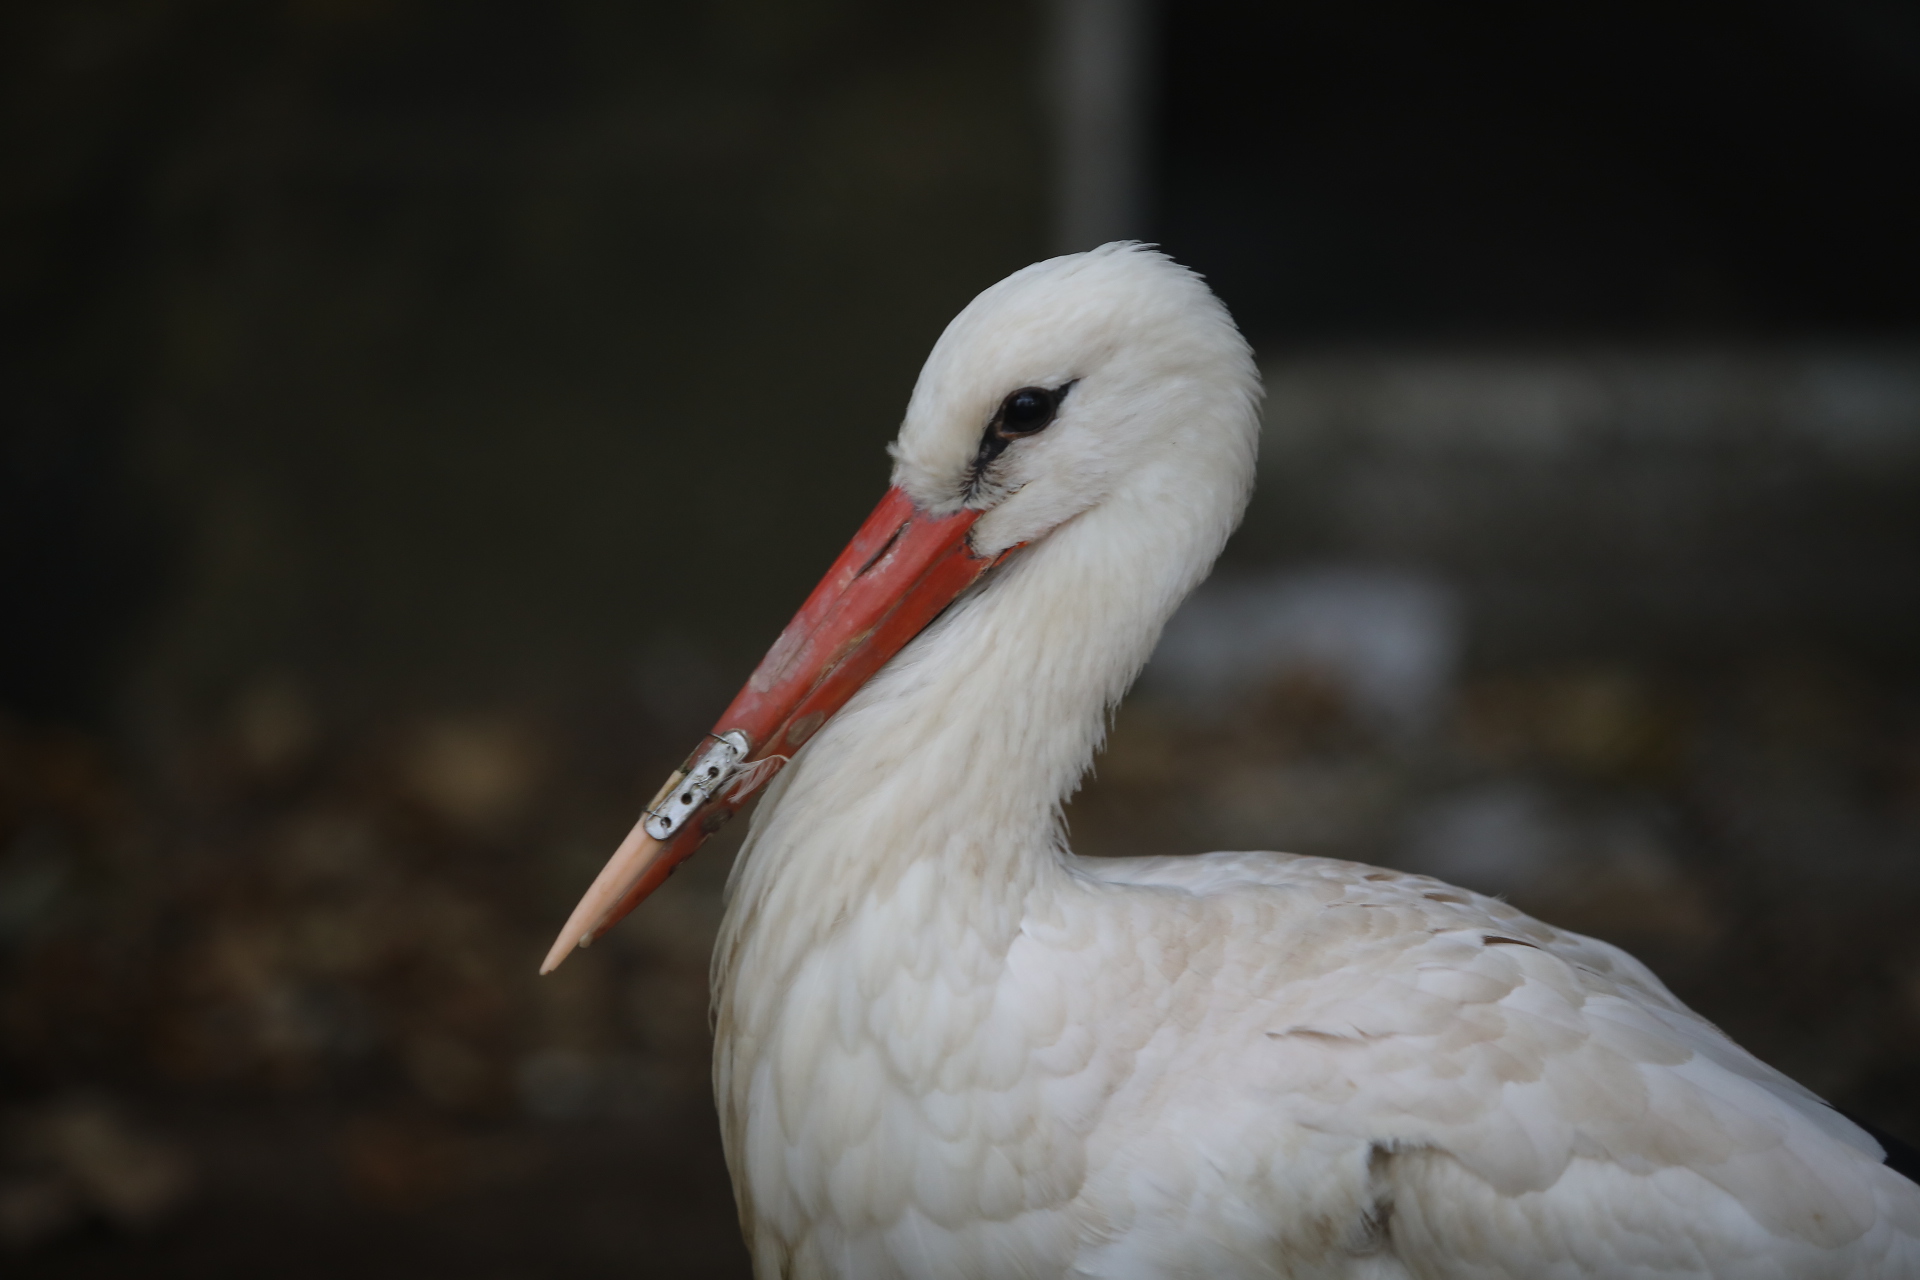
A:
721,469,1231,956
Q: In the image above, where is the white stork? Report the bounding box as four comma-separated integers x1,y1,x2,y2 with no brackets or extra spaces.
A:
543,243,1920,1277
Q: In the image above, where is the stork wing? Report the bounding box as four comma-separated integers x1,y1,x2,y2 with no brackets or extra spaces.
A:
1085,852,1920,1277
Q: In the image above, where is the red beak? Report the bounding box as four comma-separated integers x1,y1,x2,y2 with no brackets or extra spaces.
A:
540,487,1013,974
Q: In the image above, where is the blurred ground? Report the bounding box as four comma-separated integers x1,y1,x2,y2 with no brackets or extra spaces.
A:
1,697,751,1276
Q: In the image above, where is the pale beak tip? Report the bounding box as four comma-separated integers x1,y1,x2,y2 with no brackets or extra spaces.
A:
538,814,664,977
538,932,578,976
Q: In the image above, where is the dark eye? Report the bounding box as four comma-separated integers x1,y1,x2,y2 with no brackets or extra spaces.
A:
999,386,1057,436
970,381,1075,488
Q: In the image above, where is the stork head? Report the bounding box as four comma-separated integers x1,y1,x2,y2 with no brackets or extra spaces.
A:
892,242,1259,553
541,243,1258,973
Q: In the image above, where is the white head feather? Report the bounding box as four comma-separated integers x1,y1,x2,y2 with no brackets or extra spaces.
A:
888,242,1261,556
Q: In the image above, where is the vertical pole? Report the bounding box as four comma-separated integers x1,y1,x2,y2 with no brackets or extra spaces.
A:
1050,0,1154,254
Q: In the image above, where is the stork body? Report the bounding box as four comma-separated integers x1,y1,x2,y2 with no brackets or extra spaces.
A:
554,245,1920,1277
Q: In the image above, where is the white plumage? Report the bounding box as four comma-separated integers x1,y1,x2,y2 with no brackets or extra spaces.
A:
608,244,1920,1276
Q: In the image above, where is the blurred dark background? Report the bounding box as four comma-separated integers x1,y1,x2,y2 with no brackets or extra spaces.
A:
3,1,1917,1274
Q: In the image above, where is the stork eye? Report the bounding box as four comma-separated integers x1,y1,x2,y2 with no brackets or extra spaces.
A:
969,381,1075,490
998,386,1059,436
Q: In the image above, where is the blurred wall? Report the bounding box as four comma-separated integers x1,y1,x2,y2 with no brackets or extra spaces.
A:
3,0,1047,739
1160,1,1920,341
1238,345,1920,667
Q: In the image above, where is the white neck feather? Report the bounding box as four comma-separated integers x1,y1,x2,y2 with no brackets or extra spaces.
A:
711,451,1248,1038
702,248,1262,1257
